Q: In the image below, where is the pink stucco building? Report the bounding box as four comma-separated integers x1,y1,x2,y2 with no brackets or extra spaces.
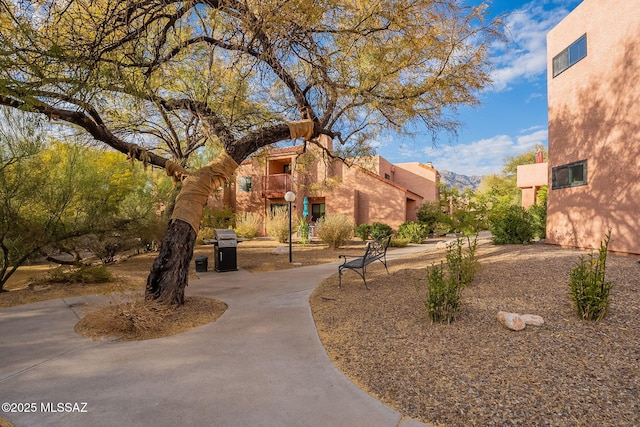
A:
517,162,548,209
215,135,439,235
546,0,640,254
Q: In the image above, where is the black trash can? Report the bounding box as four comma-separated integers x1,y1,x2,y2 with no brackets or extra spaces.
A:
195,255,208,272
214,229,238,272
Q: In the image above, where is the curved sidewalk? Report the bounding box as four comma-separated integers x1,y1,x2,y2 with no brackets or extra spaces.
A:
0,245,432,427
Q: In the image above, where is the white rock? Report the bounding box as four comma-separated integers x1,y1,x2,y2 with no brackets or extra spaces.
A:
271,246,289,255
521,314,544,326
497,311,526,331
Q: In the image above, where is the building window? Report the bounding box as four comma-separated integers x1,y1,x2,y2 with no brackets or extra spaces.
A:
311,203,325,222
552,34,587,77
552,160,587,189
384,173,391,180
238,176,252,192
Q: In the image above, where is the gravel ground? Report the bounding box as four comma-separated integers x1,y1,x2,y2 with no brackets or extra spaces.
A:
310,242,640,427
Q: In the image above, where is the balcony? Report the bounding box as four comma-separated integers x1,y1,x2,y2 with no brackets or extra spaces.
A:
262,174,292,198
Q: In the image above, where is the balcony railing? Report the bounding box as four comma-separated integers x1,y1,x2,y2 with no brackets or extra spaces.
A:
262,174,292,198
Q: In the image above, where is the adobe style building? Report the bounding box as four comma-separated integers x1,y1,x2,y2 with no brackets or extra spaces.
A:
215,135,440,235
546,0,640,254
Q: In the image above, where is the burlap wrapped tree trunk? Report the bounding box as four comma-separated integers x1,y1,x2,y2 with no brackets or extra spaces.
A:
145,151,239,305
145,121,312,305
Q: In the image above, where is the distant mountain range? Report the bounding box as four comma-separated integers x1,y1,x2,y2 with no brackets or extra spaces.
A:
439,170,482,191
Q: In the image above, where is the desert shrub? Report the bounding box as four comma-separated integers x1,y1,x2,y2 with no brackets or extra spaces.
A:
235,212,261,239
266,206,292,243
370,222,392,239
529,202,547,239
44,265,113,285
416,201,441,232
433,221,451,236
389,237,409,247
569,232,613,321
489,205,533,244
398,221,429,243
415,262,460,324
415,235,479,323
446,236,479,287
297,219,311,245
355,224,371,241
316,214,355,249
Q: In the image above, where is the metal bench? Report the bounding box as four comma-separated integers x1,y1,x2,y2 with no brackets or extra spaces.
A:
338,235,391,289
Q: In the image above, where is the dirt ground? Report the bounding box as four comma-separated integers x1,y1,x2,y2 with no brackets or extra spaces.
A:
0,239,368,308
310,242,640,427
2,239,639,426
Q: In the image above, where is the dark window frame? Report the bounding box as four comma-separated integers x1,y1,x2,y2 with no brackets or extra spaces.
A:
238,176,252,192
552,34,587,78
311,203,325,222
552,159,588,189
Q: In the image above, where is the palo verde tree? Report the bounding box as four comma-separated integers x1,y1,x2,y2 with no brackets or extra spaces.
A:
0,0,502,305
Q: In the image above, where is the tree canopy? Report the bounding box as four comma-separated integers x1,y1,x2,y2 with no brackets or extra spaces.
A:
0,0,502,166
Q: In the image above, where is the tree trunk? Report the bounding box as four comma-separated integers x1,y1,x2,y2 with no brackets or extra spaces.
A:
143,123,309,306
145,219,196,305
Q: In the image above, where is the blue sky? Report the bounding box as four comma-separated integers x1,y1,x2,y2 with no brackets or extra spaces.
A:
376,0,583,176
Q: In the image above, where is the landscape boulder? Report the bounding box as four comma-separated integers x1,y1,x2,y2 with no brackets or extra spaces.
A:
497,311,526,331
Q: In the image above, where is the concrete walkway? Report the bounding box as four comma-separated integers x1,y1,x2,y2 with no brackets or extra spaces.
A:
0,244,434,427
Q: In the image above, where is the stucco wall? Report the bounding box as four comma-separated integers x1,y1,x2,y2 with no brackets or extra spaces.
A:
546,0,640,254
393,162,439,202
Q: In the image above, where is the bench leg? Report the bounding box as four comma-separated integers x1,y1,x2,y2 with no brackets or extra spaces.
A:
379,258,389,275
361,266,369,290
338,267,369,290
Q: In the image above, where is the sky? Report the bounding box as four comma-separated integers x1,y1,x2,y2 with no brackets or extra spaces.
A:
376,0,584,177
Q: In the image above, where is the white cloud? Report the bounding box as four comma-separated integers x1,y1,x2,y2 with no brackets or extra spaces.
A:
489,1,578,91
422,129,548,176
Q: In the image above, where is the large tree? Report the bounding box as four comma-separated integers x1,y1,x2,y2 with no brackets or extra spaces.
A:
0,0,502,304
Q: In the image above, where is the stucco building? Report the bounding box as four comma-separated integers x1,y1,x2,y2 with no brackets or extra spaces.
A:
214,135,439,235
546,0,640,254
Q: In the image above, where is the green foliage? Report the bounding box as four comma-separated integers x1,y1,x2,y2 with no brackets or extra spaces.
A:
44,266,113,285
415,237,479,324
316,214,355,249
488,205,534,244
446,236,480,288
415,262,460,324
202,205,235,229
397,221,429,243
389,237,409,247
267,206,292,243
569,232,613,321
355,224,371,241
433,222,451,237
0,114,168,289
297,218,311,245
370,222,392,239
234,212,261,239
198,205,236,243
529,202,547,239
416,201,441,232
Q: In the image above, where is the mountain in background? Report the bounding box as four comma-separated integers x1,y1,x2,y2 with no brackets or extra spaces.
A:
439,170,482,191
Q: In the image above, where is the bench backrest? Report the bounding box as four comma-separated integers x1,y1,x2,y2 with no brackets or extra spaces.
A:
364,235,391,261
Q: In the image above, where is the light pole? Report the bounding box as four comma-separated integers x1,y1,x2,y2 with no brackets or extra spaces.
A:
284,191,296,263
